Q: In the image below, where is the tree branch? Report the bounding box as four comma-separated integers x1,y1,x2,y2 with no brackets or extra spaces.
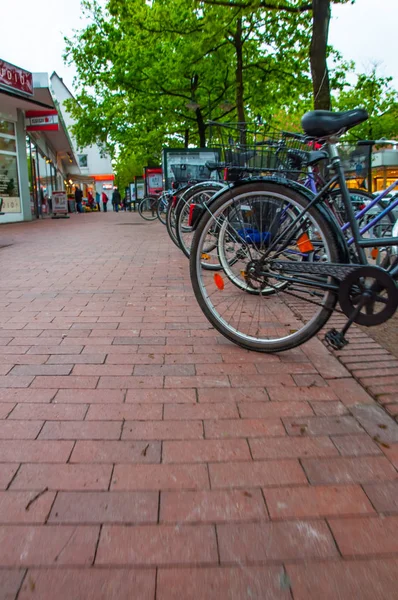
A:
202,0,312,13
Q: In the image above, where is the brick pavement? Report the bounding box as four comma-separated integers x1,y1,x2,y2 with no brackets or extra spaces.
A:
0,211,397,599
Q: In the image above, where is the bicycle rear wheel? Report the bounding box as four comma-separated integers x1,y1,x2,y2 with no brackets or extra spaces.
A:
190,181,340,353
138,197,158,221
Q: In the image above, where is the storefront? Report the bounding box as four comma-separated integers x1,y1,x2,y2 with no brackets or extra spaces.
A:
0,61,84,223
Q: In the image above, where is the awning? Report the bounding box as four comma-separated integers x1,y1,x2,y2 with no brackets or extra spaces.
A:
0,88,54,110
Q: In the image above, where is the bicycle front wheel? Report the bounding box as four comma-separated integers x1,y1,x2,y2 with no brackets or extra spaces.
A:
138,197,158,221
189,181,340,353
156,195,169,225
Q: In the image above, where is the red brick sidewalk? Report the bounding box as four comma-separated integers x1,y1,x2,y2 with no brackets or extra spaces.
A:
0,212,397,599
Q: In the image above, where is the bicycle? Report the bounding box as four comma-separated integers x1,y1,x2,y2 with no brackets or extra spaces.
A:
189,109,398,353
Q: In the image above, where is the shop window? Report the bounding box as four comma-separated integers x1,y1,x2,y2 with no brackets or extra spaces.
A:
0,120,15,136
0,119,21,213
78,154,88,168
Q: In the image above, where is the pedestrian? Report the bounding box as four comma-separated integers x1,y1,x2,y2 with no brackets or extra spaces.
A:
122,195,127,211
87,190,95,210
112,187,121,213
95,190,101,211
75,185,83,213
102,191,108,212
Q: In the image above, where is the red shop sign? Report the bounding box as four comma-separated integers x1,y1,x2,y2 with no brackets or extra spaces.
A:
0,59,33,97
26,109,59,131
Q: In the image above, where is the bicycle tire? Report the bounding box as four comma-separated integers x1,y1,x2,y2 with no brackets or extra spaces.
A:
138,197,158,221
176,182,226,259
156,195,169,225
189,180,341,353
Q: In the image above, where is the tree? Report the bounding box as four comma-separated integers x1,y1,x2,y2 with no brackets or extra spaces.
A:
65,0,315,153
202,0,354,110
336,65,398,140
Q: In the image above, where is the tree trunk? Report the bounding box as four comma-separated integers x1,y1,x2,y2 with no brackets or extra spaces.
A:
184,128,189,148
310,0,331,110
195,108,207,147
234,17,246,144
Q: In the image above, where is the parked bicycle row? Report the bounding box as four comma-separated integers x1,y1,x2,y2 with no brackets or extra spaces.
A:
138,109,398,354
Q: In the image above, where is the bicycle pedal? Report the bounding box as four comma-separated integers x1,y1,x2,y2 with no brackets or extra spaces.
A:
324,328,349,351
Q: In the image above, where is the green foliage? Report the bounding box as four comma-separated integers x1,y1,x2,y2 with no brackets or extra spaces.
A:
336,65,398,140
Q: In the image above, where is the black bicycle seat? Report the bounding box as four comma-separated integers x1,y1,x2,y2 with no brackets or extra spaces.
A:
301,109,368,138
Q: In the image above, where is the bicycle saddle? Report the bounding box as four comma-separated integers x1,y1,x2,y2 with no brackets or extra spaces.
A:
301,109,368,138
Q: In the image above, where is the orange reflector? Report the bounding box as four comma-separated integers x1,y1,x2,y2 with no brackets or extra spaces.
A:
371,247,379,259
240,270,247,279
297,233,314,253
201,253,211,261
214,273,225,290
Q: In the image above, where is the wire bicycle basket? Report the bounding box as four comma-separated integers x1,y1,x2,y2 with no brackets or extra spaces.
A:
206,120,318,179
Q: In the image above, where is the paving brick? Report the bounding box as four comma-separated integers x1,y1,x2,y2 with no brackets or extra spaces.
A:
0,490,55,524
0,525,99,566
204,418,284,439
198,388,269,403
107,353,164,365
126,389,196,404
217,520,338,563
72,365,134,376
0,376,34,388
302,456,398,484
230,374,295,387
267,386,338,402
310,401,348,416
330,516,398,556
86,403,162,421
47,353,106,364
163,439,250,463
363,481,398,513
133,364,195,377
122,420,203,440
0,354,49,365
98,376,164,389
0,389,56,403
286,559,398,600
96,524,218,566
164,402,239,420
39,421,122,440
381,443,398,468
70,440,161,464
160,489,267,523
332,434,382,456
165,376,230,388
165,354,222,364
0,420,43,440
282,415,364,436
209,460,307,488
330,378,375,405
111,464,209,491
0,569,26,600
18,569,156,600
0,402,15,418
31,376,99,389
349,404,398,444
11,464,112,491
0,440,73,463
265,484,374,519
55,390,125,404
250,436,338,459
49,491,158,524
157,566,290,600
28,345,84,355
0,464,19,490
9,403,88,421
10,364,73,376
238,401,313,418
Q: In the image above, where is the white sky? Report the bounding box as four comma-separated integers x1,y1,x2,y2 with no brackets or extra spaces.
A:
0,0,396,93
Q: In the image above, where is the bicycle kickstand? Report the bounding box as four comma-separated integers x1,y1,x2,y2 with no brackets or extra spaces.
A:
324,294,369,351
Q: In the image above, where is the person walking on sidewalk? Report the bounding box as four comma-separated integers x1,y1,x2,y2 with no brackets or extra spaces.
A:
95,190,101,211
102,191,109,212
112,187,121,213
75,185,83,213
